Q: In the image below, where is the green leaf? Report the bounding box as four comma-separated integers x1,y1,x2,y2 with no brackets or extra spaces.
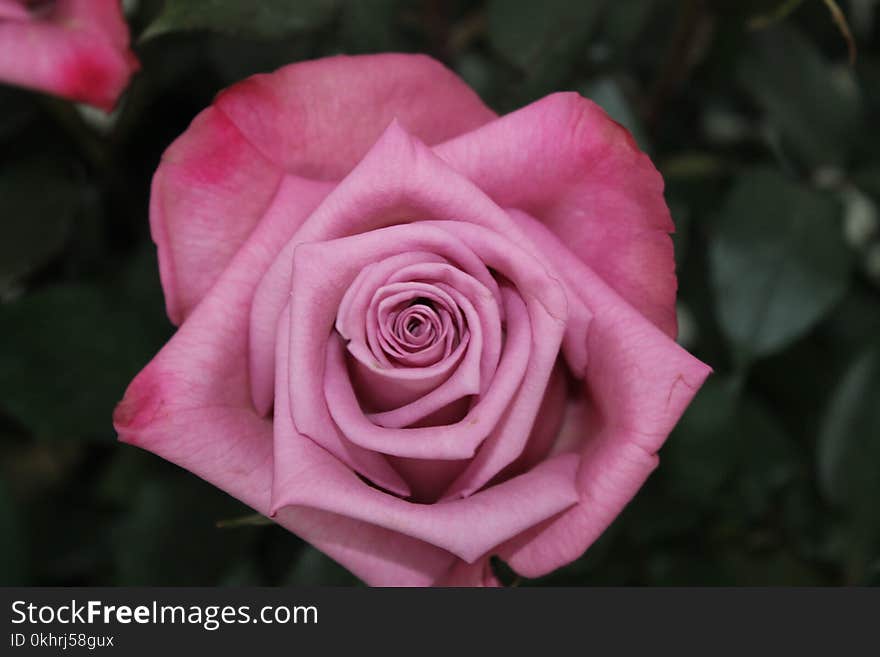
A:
487,0,603,97
852,166,880,199
0,158,78,292
817,348,880,536
113,476,255,585
730,398,799,518
710,169,851,363
285,546,362,586
340,0,401,53
142,0,339,41
0,283,162,440
665,374,798,509
737,26,862,168
725,549,822,585
601,0,657,53
663,376,742,501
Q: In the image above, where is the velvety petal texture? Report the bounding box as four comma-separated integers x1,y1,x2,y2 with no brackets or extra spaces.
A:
117,54,710,587
0,0,138,111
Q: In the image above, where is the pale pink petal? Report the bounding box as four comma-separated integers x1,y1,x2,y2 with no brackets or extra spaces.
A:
440,287,568,499
364,286,483,428
287,224,565,461
275,506,456,586
495,360,570,480
336,253,472,413
274,307,411,497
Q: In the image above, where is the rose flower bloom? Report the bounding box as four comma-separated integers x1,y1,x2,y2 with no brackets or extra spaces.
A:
114,54,711,586
0,0,138,111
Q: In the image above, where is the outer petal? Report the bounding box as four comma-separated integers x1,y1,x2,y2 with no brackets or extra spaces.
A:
115,171,452,586
493,212,712,578
0,0,138,111
153,53,494,325
435,92,678,338
213,54,495,181
150,108,294,325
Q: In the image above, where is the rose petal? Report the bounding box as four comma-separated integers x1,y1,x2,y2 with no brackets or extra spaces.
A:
365,285,485,428
213,54,495,181
494,360,570,480
490,212,711,577
133,150,406,497
152,110,311,325
156,52,491,327
338,257,503,418
275,307,410,497
248,121,580,410
289,224,564,461
0,1,29,20
440,286,568,499
116,192,447,586
435,92,678,339
270,433,580,563
0,0,138,111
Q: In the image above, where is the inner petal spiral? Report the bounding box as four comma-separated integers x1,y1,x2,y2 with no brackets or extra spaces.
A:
371,285,463,369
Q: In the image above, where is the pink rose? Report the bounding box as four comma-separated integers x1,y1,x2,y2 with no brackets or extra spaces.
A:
114,54,711,586
0,0,138,111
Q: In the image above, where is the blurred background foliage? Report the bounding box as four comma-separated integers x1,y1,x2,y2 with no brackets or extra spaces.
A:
1,0,879,586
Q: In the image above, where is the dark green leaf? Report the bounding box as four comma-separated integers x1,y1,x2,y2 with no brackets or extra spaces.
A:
0,283,162,439
488,0,603,97
0,87,36,142
601,0,657,53
817,348,880,536
663,376,741,501
725,549,822,585
852,166,880,199
285,546,362,586
710,169,851,363
113,476,254,585
340,0,401,52
142,0,339,41
0,159,78,291
737,26,862,168
726,398,799,520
